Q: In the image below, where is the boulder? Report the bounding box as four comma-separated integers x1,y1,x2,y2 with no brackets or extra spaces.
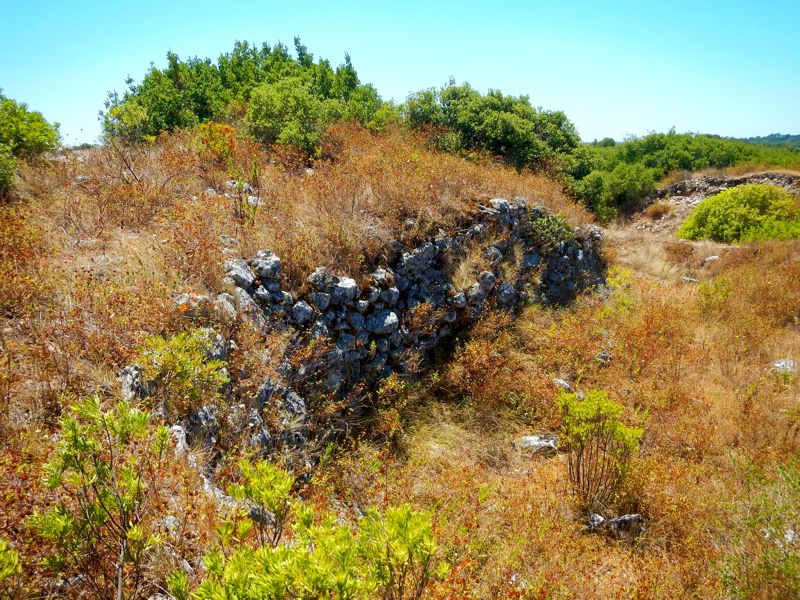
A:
331,277,359,305
252,250,282,280
291,301,314,325
308,267,338,292
119,365,147,401
519,434,558,456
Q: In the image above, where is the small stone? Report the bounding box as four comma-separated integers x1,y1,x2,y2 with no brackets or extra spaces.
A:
553,378,573,393
253,286,272,303
588,514,606,531
519,434,558,456
484,246,503,265
215,292,238,321
252,250,282,280
331,277,359,305
120,365,146,401
283,391,306,416
223,259,255,290
772,359,797,375
309,292,331,311
522,252,541,268
380,286,400,306
311,320,329,338
347,311,365,331
608,514,646,540
291,301,314,324
496,282,516,306
490,198,511,212
703,255,720,265
450,291,467,309
366,310,400,335
355,300,370,313
466,282,485,304
308,267,338,291
173,293,211,318
478,271,496,291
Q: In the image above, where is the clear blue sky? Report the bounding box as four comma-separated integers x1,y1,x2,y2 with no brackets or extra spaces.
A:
1,0,798,145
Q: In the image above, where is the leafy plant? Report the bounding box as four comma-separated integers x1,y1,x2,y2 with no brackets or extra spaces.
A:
227,458,294,548
558,390,642,511
0,538,21,587
136,328,229,420
677,184,800,243
28,395,169,599
0,91,60,157
522,214,575,256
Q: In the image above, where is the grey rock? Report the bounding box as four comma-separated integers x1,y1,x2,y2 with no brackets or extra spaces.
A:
484,246,503,265
553,378,573,393
522,251,541,268
398,242,435,275
252,250,282,280
588,513,606,531
223,258,255,290
174,293,211,318
254,285,272,303
347,311,365,331
478,271,496,291
466,282,485,304
450,291,468,309
772,359,797,375
366,310,400,335
283,391,306,416
609,514,646,540
380,286,400,306
370,268,393,288
519,434,558,456
235,288,265,327
703,255,720,265
311,320,329,338
215,292,238,321
355,299,370,313
291,301,314,324
119,365,147,401
496,282,516,306
309,292,331,311
308,267,338,292
331,277,359,305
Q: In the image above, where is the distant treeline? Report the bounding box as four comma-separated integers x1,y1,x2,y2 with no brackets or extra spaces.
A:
738,133,800,149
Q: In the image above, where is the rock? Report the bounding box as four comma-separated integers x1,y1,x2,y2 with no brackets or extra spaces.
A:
596,349,613,365
490,197,511,212
235,288,265,327
370,268,393,288
283,391,306,416
202,329,231,361
214,292,238,321
519,434,558,455
309,291,331,311
331,277,359,305
347,311,365,331
252,250,282,280
174,293,211,318
120,365,147,400
253,286,272,303
496,282,516,306
553,378,573,393
398,242,436,275
703,255,720,265
355,299,370,313
366,310,400,335
608,514,646,540
311,320,329,338
308,267,338,292
484,246,503,265
587,513,606,531
450,291,467,309
169,425,189,458
466,282,485,304
380,286,400,306
522,251,541,268
223,259,255,290
478,271,496,291
772,358,797,375
291,301,314,324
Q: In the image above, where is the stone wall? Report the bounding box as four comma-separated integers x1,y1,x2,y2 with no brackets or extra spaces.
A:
213,197,604,452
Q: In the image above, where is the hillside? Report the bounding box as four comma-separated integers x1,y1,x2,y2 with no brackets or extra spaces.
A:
1,41,799,599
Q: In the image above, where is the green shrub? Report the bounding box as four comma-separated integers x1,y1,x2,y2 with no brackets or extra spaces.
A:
404,81,579,170
195,459,437,599
522,214,576,256
137,328,229,419
245,77,330,153
558,390,642,511
0,538,21,587
677,184,800,243
29,395,169,598
228,458,294,548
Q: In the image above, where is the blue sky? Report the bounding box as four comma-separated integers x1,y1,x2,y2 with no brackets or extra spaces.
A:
1,0,798,145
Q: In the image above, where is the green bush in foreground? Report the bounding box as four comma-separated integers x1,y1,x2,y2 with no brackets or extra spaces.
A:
195,458,437,599
677,184,800,243
558,390,642,511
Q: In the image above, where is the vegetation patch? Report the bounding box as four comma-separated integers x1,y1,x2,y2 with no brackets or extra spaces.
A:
677,183,800,243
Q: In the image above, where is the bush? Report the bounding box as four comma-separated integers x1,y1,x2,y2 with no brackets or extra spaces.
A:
29,396,169,599
677,184,800,243
0,538,21,587
245,77,330,153
195,459,437,599
558,390,642,511
404,81,580,170
521,214,575,256
0,144,15,197
136,328,229,420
